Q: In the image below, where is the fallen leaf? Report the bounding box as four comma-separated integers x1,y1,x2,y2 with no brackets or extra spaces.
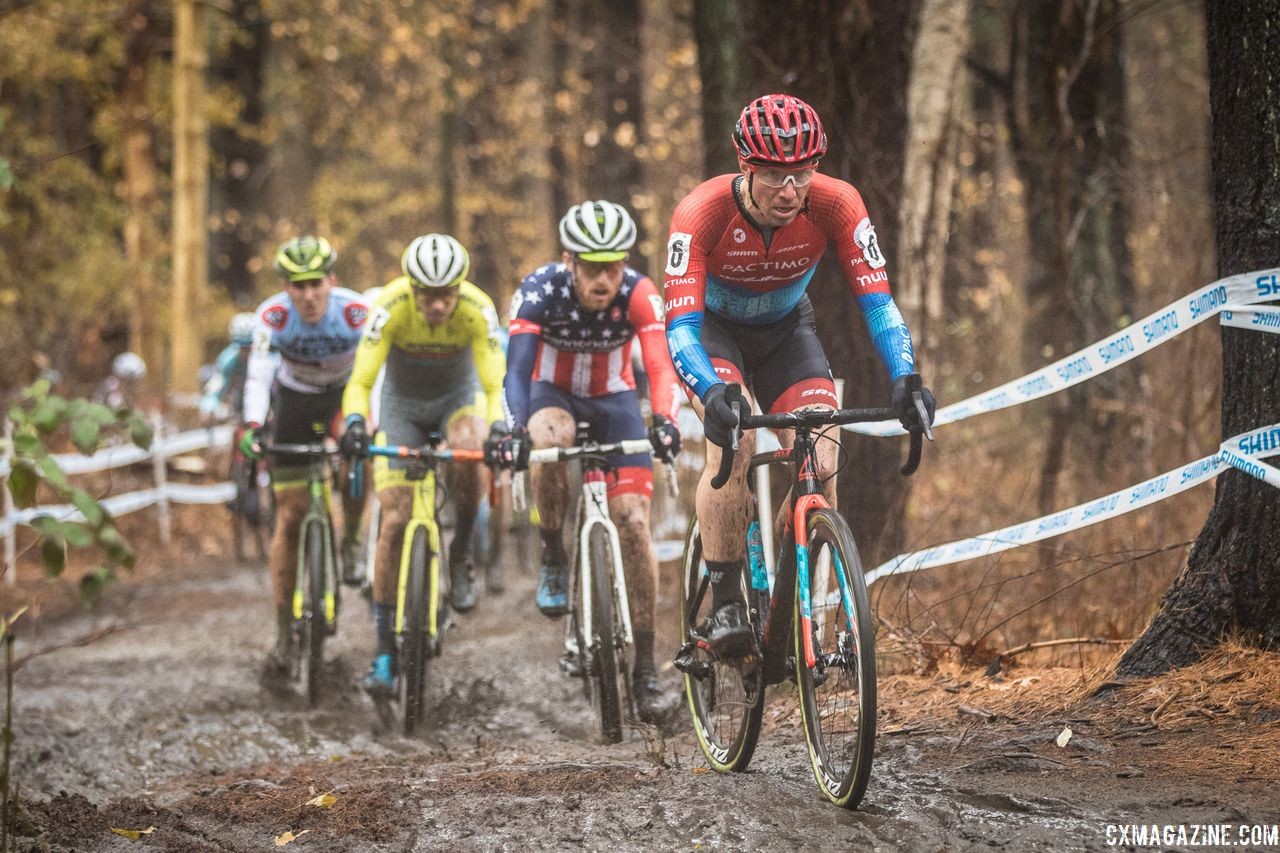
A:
1056,726,1073,748
305,792,337,809
275,829,311,846
110,826,155,841
692,767,710,774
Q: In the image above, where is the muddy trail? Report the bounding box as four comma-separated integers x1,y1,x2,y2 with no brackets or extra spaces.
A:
8,552,1278,851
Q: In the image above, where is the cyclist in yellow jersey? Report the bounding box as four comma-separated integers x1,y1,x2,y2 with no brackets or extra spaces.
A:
341,233,505,697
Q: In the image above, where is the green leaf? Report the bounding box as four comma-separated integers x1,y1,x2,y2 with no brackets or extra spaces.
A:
29,515,61,538
24,379,51,402
12,431,42,456
8,404,25,424
8,460,38,507
71,488,105,527
62,521,95,548
79,567,115,603
30,396,68,435
129,415,154,450
87,403,117,427
97,524,134,568
38,456,70,493
41,536,66,576
70,416,101,455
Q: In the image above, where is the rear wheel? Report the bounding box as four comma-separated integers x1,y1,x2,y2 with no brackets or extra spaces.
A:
303,521,326,708
400,527,431,736
587,524,624,743
794,508,876,809
680,518,763,772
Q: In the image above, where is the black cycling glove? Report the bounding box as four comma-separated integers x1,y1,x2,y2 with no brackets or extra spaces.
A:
340,415,369,457
890,376,937,431
647,414,682,462
701,384,740,449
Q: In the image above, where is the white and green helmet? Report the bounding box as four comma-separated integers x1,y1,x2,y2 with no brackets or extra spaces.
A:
402,233,470,288
559,200,636,262
273,235,336,282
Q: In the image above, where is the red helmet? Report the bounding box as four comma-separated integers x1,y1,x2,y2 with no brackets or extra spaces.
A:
733,94,827,166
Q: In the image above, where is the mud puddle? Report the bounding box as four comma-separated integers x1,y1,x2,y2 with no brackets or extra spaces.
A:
8,556,1277,851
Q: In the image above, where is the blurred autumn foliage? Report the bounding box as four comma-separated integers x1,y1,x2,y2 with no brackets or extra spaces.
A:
0,0,1235,655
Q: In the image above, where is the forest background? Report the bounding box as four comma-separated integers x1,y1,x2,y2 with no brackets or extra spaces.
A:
0,0,1229,667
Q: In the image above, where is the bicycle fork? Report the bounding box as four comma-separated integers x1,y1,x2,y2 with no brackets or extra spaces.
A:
293,476,338,627
577,473,634,652
397,472,441,641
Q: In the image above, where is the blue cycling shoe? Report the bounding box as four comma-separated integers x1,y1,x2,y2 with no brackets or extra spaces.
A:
362,653,395,698
536,562,569,617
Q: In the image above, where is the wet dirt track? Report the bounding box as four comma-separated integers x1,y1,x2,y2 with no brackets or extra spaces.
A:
10,555,1278,851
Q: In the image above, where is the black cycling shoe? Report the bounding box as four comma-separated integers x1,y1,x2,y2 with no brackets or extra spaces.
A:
632,670,671,725
705,601,755,660
449,558,479,613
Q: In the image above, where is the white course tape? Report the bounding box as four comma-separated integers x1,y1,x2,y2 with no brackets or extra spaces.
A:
865,422,1280,586
1220,305,1280,334
845,267,1280,436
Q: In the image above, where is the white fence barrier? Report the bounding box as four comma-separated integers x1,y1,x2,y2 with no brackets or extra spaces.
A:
1,421,235,584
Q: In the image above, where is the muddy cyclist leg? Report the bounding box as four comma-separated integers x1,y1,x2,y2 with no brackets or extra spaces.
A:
444,411,487,612
529,405,575,616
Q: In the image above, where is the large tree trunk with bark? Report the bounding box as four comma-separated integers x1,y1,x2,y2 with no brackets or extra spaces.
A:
1116,0,1280,677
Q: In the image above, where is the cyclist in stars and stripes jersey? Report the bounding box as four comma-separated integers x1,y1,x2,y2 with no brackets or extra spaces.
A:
488,200,682,724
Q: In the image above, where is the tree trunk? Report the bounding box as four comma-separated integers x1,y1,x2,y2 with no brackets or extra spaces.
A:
119,0,163,375
208,0,268,305
899,0,969,355
692,0,747,177
1006,0,1137,519
1116,0,1280,677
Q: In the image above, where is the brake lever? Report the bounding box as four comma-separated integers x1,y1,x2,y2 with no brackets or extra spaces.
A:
912,391,935,442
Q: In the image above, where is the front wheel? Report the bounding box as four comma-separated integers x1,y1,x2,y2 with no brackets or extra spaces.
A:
303,521,327,708
400,527,432,736
586,525,624,744
680,518,763,772
794,508,877,809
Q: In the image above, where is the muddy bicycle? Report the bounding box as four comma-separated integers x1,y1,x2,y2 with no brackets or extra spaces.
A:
264,440,350,707
675,375,931,809
513,427,676,744
361,436,486,735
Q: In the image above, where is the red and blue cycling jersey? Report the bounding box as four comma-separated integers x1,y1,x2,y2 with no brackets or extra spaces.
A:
504,263,680,429
663,173,915,400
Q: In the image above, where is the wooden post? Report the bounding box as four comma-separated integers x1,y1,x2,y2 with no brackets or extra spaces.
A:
170,0,207,394
151,412,172,545
2,421,14,587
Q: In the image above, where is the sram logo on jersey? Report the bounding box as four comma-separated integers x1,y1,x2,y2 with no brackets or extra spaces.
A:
262,305,289,329
853,218,886,270
343,303,369,328
666,232,692,276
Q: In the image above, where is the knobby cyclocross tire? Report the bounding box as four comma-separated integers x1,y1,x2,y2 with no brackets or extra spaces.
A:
587,525,624,744
230,454,251,563
304,521,326,708
794,508,877,809
681,519,764,772
401,527,431,737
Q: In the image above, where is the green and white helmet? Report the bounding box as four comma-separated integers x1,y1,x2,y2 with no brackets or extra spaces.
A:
559,200,636,262
273,235,337,282
402,234,470,288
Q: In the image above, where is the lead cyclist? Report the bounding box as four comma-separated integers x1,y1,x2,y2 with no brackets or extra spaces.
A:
663,93,937,658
